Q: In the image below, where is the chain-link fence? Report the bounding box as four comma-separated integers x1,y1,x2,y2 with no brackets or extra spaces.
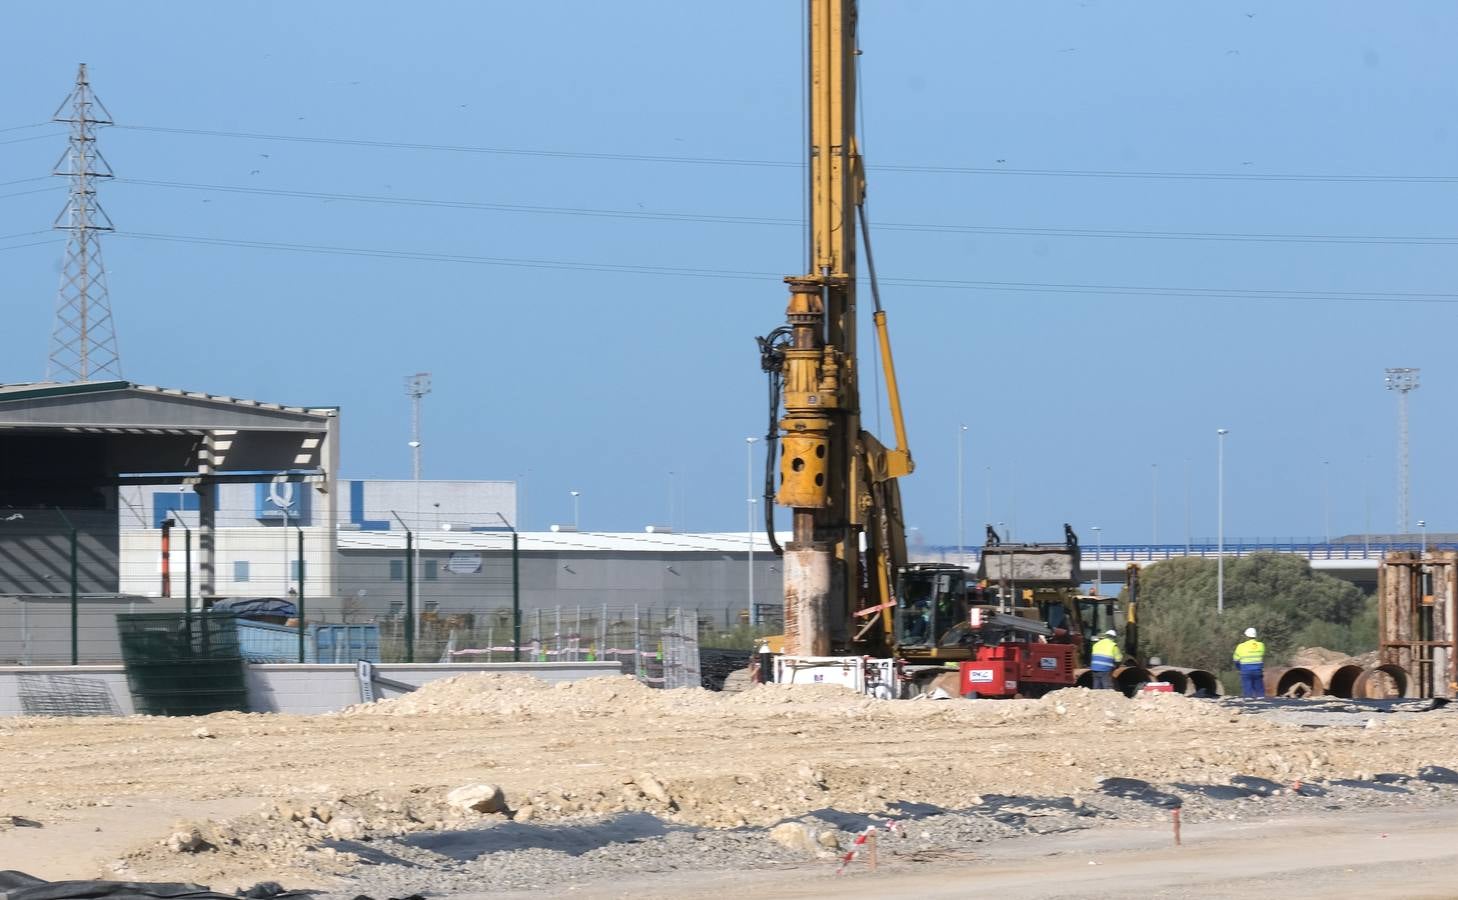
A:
1,500,783,688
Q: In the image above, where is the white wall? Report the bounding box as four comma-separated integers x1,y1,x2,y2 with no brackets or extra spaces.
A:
118,527,334,599
0,661,622,717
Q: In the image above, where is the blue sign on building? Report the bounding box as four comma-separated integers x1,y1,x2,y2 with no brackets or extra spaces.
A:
255,480,311,524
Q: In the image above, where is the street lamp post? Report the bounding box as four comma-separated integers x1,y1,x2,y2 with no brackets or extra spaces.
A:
570,491,581,531
746,437,758,626
1322,459,1330,544
957,424,968,566
1217,428,1229,615
1151,463,1159,545
1090,526,1102,595
984,466,992,531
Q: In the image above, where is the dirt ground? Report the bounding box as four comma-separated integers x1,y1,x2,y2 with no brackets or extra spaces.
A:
1,673,1455,894
541,806,1458,900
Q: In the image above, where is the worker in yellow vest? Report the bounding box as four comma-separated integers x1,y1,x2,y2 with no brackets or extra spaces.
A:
1089,629,1122,690
1233,627,1266,698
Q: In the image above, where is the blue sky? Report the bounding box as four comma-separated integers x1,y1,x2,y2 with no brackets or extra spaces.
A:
1,2,1453,543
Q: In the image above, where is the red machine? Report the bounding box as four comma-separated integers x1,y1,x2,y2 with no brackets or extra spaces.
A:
959,642,1076,698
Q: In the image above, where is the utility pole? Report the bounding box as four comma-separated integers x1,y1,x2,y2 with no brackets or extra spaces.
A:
48,64,121,382
1385,368,1419,534
1217,428,1229,615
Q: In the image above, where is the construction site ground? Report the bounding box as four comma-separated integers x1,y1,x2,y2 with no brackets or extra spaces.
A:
3,673,1457,898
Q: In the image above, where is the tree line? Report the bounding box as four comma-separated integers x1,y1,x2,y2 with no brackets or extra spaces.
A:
1125,553,1376,673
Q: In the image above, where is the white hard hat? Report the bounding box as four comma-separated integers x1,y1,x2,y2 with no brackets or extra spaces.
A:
1244,627,1257,638
1105,630,1118,637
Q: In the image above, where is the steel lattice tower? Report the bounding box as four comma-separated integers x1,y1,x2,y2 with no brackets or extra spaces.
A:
1385,367,1420,534
47,63,121,382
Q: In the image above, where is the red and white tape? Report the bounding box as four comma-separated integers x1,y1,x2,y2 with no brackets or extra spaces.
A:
835,820,903,874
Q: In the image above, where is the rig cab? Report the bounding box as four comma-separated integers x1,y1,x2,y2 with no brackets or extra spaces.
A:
892,563,971,652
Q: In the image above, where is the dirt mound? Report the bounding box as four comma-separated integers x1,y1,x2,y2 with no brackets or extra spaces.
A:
724,682,871,706
1288,646,1359,667
338,673,669,718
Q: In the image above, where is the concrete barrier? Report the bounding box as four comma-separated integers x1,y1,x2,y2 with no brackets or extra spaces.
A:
0,661,624,717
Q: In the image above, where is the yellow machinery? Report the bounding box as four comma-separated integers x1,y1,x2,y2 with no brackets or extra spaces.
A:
760,0,913,658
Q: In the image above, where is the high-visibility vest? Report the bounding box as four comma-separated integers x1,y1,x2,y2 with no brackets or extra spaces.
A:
1090,637,1121,672
1233,639,1266,671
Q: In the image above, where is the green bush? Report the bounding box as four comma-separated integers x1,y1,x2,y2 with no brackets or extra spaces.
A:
1132,553,1375,674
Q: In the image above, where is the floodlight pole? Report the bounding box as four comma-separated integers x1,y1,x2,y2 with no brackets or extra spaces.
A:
1385,367,1420,534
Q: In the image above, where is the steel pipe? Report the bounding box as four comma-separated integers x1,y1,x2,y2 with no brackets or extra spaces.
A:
1354,663,1412,699
1148,667,1190,695
1113,665,1154,697
1307,663,1364,700
1264,666,1324,698
1148,666,1221,697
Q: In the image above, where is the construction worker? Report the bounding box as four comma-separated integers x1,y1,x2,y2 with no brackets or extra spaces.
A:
1089,629,1121,690
1233,627,1266,698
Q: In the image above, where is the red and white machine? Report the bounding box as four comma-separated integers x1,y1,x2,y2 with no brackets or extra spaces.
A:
955,609,1077,699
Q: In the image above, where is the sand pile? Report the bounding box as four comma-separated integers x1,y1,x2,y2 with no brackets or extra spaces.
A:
1288,646,1358,667
338,673,669,718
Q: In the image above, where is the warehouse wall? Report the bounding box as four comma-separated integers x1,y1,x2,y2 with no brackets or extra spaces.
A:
334,549,783,627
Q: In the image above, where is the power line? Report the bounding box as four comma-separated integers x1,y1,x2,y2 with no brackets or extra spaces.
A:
110,229,1458,305
113,177,1458,247
0,187,62,201
0,238,60,253
0,131,65,147
112,123,1458,184
0,122,49,134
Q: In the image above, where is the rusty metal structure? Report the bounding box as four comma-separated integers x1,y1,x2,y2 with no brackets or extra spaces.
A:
1378,550,1457,698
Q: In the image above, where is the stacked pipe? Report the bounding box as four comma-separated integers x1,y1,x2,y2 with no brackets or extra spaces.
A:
1074,666,1221,697
1262,663,1413,699
1151,666,1222,697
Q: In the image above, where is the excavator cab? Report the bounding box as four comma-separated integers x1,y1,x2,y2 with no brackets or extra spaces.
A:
1067,594,1126,663
892,564,969,649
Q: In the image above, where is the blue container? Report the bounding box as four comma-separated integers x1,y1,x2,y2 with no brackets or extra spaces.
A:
313,623,381,664
238,621,381,664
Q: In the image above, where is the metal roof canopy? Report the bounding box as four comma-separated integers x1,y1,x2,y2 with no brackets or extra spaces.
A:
0,380,340,597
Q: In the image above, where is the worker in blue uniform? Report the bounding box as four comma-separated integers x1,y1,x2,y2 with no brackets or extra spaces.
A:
1233,627,1266,698
1089,629,1122,690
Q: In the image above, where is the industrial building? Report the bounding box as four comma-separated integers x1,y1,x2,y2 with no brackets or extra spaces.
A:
0,380,783,662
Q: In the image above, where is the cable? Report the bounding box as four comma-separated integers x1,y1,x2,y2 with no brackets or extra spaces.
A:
0,187,62,201
0,122,49,134
108,229,1458,304
112,123,1458,184
0,131,65,147
0,176,53,189
0,229,51,242
111,177,1458,246
0,238,61,253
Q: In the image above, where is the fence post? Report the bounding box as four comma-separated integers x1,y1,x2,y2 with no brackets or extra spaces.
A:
55,508,79,665
512,528,521,661
391,511,415,663
296,525,306,663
